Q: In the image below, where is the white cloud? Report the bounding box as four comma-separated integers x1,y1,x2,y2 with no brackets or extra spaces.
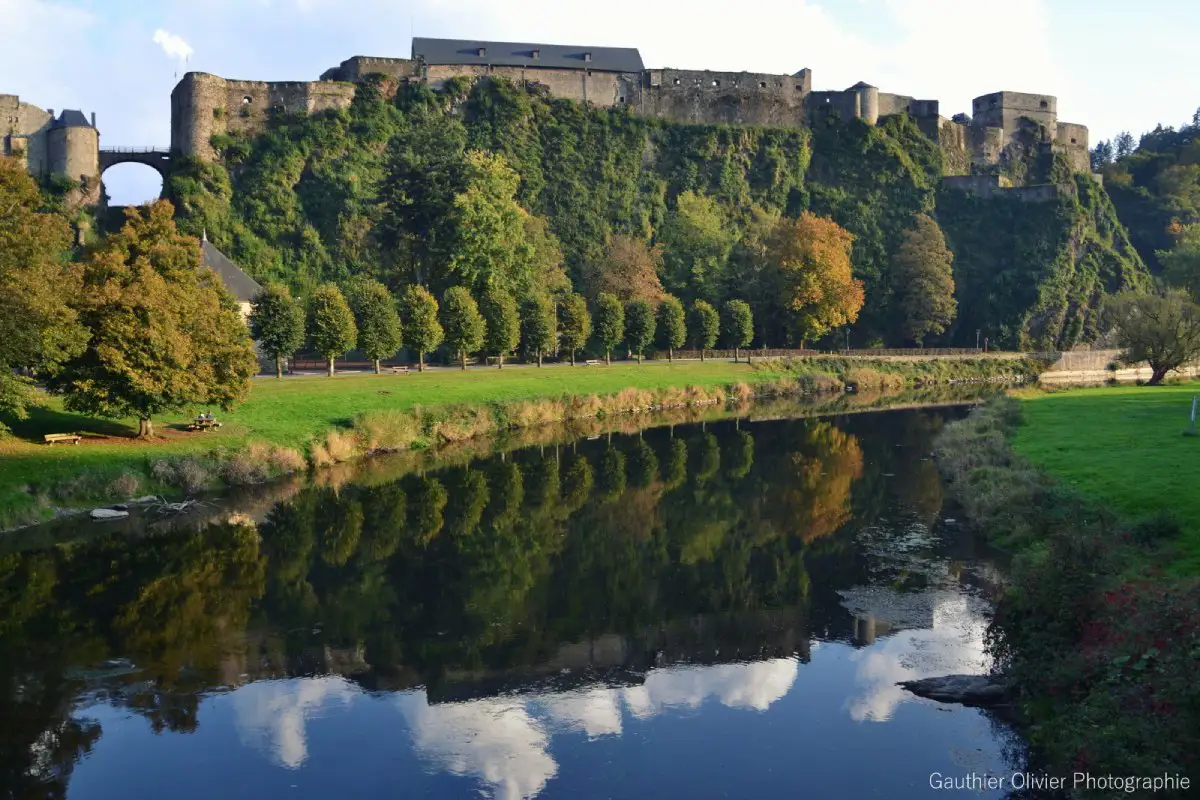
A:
231,676,359,768
623,658,798,717
152,28,194,62
541,688,624,738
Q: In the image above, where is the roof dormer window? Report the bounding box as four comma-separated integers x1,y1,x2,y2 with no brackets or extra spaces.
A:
531,49,540,60
477,47,486,57
583,52,592,62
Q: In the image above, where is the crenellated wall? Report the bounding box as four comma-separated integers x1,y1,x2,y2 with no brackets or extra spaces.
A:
642,68,809,127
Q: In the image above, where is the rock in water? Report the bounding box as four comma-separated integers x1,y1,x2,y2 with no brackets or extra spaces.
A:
898,674,1012,707
90,508,130,521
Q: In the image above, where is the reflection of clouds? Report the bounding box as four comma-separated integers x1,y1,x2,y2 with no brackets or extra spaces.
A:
232,677,358,768
395,692,557,800
542,687,624,738
394,659,798,798
624,658,798,717
848,596,990,722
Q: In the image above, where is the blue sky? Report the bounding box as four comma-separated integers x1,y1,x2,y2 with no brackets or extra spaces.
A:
4,0,1199,204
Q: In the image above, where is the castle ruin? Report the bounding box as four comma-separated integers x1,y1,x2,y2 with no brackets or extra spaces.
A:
6,37,1095,207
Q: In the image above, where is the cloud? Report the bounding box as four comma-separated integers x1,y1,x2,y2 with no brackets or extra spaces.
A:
231,676,359,768
623,658,799,717
153,29,194,62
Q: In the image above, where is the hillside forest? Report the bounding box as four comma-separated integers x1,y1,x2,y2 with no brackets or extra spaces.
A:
162,75,1155,354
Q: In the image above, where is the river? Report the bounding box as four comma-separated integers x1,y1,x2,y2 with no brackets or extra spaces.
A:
0,402,1022,799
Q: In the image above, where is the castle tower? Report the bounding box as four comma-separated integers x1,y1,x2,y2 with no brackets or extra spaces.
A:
849,81,879,125
47,109,100,205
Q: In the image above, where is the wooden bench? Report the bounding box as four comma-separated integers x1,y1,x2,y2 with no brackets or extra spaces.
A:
44,433,82,446
187,418,222,432
389,366,409,375
583,359,601,366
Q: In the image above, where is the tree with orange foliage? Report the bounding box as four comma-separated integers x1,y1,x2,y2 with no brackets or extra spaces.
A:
580,235,667,304
768,213,864,348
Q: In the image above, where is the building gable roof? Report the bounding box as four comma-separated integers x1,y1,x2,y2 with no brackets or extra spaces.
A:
412,37,644,73
53,109,93,128
200,238,261,303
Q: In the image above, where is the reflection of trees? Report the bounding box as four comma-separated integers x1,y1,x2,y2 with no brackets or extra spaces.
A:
0,408,964,790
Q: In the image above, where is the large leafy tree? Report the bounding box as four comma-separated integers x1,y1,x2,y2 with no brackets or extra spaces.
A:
656,295,686,362
445,151,535,295
1160,223,1200,301
307,284,358,377
580,236,666,304
249,282,306,379
346,277,403,374
690,300,720,361
479,283,520,368
625,300,656,364
723,299,754,362
399,285,443,371
659,191,736,304
1107,289,1200,385
770,213,865,348
441,286,486,369
593,293,625,365
0,157,85,425
558,293,591,366
891,214,956,346
520,295,557,366
48,201,258,438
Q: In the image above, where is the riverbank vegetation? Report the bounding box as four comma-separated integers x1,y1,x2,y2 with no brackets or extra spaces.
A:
936,395,1199,788
0,355,1035,530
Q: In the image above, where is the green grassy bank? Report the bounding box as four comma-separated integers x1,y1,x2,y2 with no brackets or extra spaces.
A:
0,356,1037,530
936,396,1199,791
1012,384,1200,574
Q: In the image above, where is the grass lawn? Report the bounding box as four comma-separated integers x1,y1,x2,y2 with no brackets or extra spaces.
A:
0,361,762,523
1011,383,1200,573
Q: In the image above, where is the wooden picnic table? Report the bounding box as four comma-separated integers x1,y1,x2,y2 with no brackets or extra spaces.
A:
44,433,82,446
188,418,222,431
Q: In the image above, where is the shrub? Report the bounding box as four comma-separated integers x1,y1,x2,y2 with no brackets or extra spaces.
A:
106,471,142,499
310,428,361,468
357,409,423,452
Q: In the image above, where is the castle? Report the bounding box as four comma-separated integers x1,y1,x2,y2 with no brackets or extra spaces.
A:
5,37,1094,207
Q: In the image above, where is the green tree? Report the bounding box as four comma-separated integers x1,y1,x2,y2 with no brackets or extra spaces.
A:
559,293,591,366
690,300,720,361
594,293,625,364
723,299,754,362
656,295,686,362
446,150,535,295
520,294,557,366
249,282,306,379
0,156,85,425
399,284,443,371
480,283,520,368
441,286,486,369
346,277,403,374
659,191,735,304
307,283,358,377
1106,289,1200,385
892,214,956,346
47,201,258,438
1159,223,1200,301
581,235,666,304
625,300,656,364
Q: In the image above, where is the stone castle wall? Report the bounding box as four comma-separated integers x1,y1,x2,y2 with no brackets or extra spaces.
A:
1,93,53,174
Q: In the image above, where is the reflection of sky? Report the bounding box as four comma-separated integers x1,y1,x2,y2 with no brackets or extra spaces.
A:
847,595,992,722
230,659,797,799
231,676,358,768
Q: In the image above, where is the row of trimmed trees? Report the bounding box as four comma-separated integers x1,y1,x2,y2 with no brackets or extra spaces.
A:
250,279,758,376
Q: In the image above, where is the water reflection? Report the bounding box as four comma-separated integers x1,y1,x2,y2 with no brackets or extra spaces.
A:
0,406,1015,799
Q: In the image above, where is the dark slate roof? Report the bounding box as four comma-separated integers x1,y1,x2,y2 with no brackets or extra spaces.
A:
847,81,877,90
201,239,261,302
411,37,644,73
53,109,93,128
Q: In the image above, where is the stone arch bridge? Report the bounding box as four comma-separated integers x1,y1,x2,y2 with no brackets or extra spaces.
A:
98,146,171,177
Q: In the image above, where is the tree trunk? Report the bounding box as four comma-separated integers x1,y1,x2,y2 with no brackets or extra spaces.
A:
734,347,739,363
605,350,611,365
668,347,673,363
498,352,504,369
374,359,381,375
700,348,705,362
328,357,335,377
418,352,425,372
570,350,576,366
276,354,283,379
1148,365,1170,385
637,353,643,364
747,350,752,365
460,350,467,370
537,350,543,367
138,418,154,439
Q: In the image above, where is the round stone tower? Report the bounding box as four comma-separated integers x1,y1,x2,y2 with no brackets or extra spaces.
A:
47,110,100,205
850,82,879,125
